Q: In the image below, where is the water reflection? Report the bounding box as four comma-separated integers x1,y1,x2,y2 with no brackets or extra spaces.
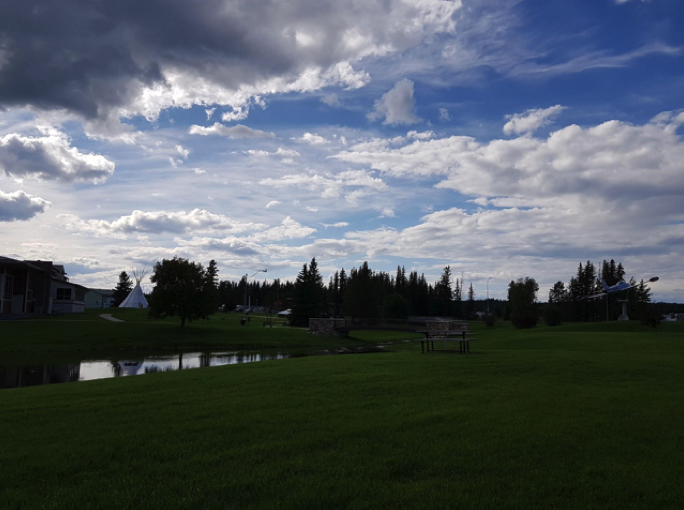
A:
1,352,289,389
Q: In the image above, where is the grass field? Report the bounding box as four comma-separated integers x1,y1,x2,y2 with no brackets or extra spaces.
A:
1,318,683,509
0,309,416,362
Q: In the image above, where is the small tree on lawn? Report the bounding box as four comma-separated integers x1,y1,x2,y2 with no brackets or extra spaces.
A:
508,277,539,329
148,257,219,327
112,271,133,307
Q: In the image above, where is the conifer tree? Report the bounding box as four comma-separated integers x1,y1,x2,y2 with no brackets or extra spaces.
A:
290,257,325,327
434,266,453,316
112,271,133,307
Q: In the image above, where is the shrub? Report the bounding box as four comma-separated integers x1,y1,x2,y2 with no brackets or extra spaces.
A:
543,305,563,326
484,313,496,327
640,305,662,328
510,312,538,329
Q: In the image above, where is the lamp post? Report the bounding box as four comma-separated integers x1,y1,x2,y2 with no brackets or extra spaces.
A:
487,277,492,316
244,269,267,309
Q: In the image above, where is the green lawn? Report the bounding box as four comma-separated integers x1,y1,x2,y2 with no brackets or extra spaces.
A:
0,309,416,358
1,320,683,509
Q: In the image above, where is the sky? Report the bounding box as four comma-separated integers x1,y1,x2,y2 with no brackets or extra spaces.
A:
1,0,683,302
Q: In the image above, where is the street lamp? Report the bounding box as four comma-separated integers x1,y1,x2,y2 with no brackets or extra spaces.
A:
487,277,492,316
243,269,267,309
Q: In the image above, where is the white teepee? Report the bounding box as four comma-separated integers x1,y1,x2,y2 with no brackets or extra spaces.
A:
119,268,149,308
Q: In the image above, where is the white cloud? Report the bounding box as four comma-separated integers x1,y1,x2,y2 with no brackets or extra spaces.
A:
259,169,387,202
336,113,684,208
244,150,270,157
503,105,567,135
176,145,190,159
0,128,115,184
175,236,262,256
322,94,342,107
60,209,268,237
0,189,51,221
379,208,396,218
292,132,330,145
250,216,316,241
408,130,435,140
266,200,281,209
439,108,450,122
306,206,319,212
321,222,349,228
188,123,275,139
368,79,421,125
275,148,301,157
245,148,301,158
192,168,207,175
205,108,216,120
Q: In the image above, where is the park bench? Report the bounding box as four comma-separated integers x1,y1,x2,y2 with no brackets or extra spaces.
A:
416,321,475,353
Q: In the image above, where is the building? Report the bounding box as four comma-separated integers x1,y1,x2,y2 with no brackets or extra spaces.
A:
85,288,116,309
0,256,51,315
0,256,88,316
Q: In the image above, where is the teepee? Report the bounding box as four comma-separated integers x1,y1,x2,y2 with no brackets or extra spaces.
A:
119,268,149,308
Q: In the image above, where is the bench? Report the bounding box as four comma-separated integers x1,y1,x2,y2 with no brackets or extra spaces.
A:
416,321,475,353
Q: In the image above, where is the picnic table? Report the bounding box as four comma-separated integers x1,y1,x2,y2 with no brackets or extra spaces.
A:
416,321,475,353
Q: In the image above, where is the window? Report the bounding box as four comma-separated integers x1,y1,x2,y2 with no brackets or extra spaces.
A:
56,288,72,301
3,275,13,300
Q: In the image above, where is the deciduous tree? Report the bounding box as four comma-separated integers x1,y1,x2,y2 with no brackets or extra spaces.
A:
508,277,539,329
148,257,219,327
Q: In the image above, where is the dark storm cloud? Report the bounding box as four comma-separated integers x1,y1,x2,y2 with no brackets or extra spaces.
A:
0,0,458,119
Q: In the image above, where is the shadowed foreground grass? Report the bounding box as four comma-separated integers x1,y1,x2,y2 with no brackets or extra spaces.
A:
1,322,683,509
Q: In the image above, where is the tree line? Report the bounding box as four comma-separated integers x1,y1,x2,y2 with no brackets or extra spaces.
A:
546,259,653,323
113,256,664,328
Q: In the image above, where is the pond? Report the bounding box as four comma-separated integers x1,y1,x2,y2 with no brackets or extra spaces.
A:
0,351,290,390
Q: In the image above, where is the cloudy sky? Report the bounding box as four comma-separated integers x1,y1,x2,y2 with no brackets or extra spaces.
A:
1,0,683,301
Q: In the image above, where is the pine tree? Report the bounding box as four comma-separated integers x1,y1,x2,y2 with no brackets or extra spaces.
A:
344,261,379,318
465,282,475,319
112,271,133,307
434,266,453,316
290,257,325,327
453,277,462,318
203,259,219,314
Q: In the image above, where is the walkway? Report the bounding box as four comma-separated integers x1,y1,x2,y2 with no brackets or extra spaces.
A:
100,314,125,322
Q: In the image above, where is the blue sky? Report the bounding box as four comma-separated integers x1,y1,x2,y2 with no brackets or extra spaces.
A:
1,0,683,301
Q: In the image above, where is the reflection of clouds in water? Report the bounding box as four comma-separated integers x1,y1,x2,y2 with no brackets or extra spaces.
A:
79,361,118,381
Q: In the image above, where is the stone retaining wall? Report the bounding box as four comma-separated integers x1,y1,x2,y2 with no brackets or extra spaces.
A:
309,318,347,336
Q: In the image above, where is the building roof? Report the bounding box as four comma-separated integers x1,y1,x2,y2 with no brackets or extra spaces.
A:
87,288,116,296
0,256,46,272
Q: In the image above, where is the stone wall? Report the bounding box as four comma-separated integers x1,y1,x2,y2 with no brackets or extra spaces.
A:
309,318,347,336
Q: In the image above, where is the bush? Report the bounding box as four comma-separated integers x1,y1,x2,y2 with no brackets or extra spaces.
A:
484,314,496,327
510,313,538,329
543,305,563,326
640,305,662,328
